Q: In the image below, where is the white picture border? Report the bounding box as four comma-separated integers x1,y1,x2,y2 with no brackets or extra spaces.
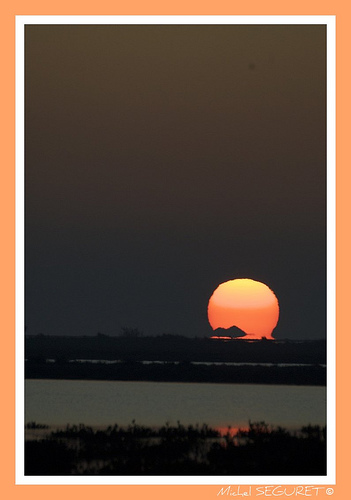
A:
16,15,336,485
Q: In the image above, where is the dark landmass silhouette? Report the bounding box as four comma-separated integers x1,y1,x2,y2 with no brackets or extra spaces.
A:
25,359,326,385
25,334,326,364
25,421,326,476
213,325,247,337
25,335,326,385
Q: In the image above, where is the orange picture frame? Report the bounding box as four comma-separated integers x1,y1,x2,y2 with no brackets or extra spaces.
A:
1,1,347,498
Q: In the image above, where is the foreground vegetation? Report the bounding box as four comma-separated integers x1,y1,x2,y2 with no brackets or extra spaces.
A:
25,421,326,475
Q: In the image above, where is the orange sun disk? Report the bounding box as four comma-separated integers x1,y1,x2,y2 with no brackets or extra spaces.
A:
208,278,279,340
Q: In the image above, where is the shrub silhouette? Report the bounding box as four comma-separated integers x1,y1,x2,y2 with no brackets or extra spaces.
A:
25,440,76,475
25,421,326,476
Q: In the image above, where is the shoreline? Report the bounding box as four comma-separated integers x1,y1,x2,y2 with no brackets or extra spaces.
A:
25,361,326,385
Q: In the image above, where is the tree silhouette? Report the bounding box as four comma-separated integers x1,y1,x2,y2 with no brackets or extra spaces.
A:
120,327,143,338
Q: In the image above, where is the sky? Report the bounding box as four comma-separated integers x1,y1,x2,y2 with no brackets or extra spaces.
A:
25,24,326,339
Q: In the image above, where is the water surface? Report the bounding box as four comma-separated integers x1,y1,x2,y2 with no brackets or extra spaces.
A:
25,379,326,429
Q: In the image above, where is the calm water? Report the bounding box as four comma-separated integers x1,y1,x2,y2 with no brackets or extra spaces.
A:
42,359,326,368
25,379,326,430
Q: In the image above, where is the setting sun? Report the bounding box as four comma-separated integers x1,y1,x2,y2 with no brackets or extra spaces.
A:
208,278,279,339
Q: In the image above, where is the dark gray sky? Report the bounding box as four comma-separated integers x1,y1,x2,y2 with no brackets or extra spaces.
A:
25,24,326,339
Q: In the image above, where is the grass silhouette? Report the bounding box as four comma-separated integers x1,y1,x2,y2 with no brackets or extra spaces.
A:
25,421,326,475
